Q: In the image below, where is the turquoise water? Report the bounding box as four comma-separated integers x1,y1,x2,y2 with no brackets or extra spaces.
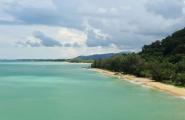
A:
0,62,185,120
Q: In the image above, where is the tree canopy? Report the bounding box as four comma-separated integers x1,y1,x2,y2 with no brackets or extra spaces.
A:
91,27,185,87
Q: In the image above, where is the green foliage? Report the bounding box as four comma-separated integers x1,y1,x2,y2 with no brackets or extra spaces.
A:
176,58,185,73
175,73,185,86
91,27,185,87
91,53,145,76
147,61,161,81
139,28,185,62
140,62,152,77
67,58,93,63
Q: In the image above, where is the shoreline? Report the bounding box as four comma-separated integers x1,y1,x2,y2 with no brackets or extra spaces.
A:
91,68,185,98
67,62,91,64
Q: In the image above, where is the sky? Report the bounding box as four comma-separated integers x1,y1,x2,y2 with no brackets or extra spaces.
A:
0,0,185,59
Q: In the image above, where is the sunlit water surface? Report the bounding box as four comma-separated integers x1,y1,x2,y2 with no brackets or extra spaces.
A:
0,62,185,120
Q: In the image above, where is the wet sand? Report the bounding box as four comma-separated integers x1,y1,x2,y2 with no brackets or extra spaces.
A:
91,68,185,97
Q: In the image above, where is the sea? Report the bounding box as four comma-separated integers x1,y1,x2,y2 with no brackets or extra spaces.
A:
0,61,185,120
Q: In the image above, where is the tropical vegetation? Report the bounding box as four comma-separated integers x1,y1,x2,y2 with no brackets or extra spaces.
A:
91,27,185,87
66,58,93,63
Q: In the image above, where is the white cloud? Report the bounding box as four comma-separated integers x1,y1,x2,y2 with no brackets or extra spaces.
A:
1,0,185,59
110,7,118,14
58,28,77,37
145,0,184,19
98,8,107,13
17,0,57,9
183,7,185,14
57,27,87,43
120,6,131,10
93,29,110,40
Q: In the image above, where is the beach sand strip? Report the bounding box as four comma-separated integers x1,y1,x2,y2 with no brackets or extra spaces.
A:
91,68,185,97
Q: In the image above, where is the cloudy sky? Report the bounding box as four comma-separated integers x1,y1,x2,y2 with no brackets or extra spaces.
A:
0,0,185,59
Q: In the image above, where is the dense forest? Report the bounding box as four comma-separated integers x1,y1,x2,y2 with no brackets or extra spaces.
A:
66,58,93,63
91,27,185,87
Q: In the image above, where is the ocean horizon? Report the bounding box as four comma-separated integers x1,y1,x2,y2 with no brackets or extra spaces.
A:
0,61,185,120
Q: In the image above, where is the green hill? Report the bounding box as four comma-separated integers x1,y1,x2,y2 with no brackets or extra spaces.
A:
139,27,185,63
91,27,185,86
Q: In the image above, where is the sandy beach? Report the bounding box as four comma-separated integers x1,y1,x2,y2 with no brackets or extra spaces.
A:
91,68,185,97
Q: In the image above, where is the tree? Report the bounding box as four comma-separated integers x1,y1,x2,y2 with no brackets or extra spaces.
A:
175,73,185,86
148,61,161,81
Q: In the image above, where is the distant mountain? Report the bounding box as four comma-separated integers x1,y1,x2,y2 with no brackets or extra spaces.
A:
75,51,131,60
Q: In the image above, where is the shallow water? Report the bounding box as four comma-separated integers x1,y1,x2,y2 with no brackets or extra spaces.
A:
0,62,185,120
